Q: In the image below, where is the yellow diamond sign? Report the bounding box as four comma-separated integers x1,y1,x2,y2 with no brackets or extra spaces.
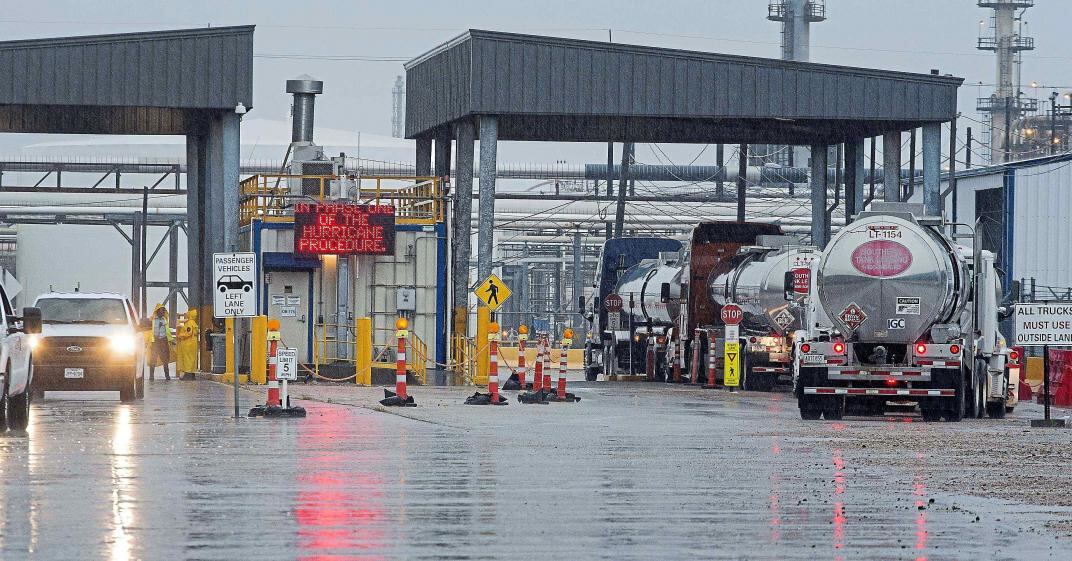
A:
474,273,512,312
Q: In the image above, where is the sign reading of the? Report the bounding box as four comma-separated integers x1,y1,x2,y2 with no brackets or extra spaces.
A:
277,347,298,381
474,273,512,312
1014,303,1072,346
213,252,257,318
294,202,396,256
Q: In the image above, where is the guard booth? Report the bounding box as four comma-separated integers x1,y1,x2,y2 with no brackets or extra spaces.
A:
240,174,447,381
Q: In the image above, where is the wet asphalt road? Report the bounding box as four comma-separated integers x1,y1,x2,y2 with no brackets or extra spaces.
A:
0,379,1069,560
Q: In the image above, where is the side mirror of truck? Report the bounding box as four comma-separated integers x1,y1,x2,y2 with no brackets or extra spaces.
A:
660,282,671,303
20,307,42,335
783,271,795,301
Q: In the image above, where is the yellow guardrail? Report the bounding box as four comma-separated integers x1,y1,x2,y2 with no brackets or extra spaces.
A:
240,174,444,227
451,335,478,385
313,321,428,384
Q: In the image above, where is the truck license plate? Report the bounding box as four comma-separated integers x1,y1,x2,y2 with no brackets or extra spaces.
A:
801,354,825,365
64,368,84,379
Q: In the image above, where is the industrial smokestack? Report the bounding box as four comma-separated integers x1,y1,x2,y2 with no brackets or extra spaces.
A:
286,75,324,144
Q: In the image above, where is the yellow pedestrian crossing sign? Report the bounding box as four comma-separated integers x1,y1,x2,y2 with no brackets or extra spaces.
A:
474,273,512,312
723,341,741,387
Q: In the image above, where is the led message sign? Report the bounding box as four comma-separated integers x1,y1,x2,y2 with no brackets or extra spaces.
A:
293,202,396,256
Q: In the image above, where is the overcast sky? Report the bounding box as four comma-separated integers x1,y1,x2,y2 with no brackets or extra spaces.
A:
2,0,1070,162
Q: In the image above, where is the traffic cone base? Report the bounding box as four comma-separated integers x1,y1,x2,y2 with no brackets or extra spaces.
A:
381,388,417,407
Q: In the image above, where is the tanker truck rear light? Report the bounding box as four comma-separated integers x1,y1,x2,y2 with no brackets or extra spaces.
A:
800,343,811,354
750,336,758,343
915,343,928,356
832,342,846,355
948,344,961,356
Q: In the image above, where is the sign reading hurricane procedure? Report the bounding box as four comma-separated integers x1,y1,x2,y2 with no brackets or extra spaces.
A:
294,202,396,256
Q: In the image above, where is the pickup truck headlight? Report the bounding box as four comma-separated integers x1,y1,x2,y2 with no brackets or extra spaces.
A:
109,334,138,354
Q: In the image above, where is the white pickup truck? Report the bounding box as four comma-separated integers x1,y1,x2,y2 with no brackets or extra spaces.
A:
32,292,147,402
0,282,42,431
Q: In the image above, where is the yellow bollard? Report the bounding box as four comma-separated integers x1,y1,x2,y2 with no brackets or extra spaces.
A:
224,317,235,383
475,306,490,386
355,317,372,386
250,315,268,385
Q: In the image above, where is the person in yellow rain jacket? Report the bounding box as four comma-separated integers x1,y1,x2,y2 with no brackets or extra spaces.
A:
176,309,199,378
146,304,175,381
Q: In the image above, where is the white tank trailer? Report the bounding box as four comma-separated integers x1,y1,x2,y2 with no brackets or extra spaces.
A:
708,237,820,390
794,203,1020,422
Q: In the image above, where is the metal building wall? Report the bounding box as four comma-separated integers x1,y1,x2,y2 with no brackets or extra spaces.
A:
1011,159,1072,291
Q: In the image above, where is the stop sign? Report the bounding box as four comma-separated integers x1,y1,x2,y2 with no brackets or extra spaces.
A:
721,303,744,325
604,293,623,313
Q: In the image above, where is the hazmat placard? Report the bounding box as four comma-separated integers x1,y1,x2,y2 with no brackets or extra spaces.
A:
474,273,512,312
724,341,741,387
1013,303,1072,346
213,252,257,318
277,347,298,381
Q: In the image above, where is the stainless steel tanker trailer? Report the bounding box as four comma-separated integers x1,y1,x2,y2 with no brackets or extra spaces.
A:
793,202,1020,421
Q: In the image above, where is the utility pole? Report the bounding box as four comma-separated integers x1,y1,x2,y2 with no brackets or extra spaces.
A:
572,226,583,329
966,127,973,168
716,144,725,199
613,142,633,237
736,143,748,222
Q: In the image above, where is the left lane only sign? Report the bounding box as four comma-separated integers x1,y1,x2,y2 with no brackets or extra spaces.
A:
213,252,257,318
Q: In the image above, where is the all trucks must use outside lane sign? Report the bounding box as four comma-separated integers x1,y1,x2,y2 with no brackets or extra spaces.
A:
213,252,257,318
1013,303,1072,346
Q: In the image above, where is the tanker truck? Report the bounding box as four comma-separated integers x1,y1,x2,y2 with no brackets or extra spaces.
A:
582,237,682,381
708,238,820,391
793,202,1018,422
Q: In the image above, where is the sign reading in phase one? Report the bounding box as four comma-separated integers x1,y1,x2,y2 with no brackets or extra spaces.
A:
1013,303,1072,346
294,202,396,256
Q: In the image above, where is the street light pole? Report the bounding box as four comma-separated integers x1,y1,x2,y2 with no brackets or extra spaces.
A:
1051,92,1058,155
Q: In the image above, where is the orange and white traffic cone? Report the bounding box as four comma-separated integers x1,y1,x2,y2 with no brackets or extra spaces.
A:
517,325,529,389
672,337,683,383
381,318,416,406
706,331,718,389
542,334,552,392
533,335,544,392
267,335,280,406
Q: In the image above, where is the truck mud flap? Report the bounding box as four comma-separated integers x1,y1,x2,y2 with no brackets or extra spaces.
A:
804,387,955,397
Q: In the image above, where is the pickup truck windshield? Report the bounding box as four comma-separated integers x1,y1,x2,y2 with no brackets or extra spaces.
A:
37,298,129,325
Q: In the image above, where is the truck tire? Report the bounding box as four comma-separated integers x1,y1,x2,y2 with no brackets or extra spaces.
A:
799,397,822,420
822,397,845,420
602,345,615,379
986,398,1007,419
946,368,965,422
119,374,137,402
137,372,146,398
0,375,8,431
7,374,29,431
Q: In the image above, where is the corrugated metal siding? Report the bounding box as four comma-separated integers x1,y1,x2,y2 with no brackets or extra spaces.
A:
1012,159,1072,290
405,41,471,138
406,30,961,138
461,32,958,120
0,26,253,110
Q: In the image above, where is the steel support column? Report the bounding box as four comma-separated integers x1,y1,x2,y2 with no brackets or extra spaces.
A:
844,138,864,223
572,227,583,329
416,137,432,177
883,131,902,202
737,143,748,221
810,143,829,248
453,121,476,338
477,116,498,282
922,122,942,217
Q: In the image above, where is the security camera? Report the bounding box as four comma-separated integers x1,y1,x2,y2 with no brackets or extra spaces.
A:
235,102,247,115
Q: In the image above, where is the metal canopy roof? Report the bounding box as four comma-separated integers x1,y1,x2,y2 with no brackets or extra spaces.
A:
0,26,254,135
405,30,963,144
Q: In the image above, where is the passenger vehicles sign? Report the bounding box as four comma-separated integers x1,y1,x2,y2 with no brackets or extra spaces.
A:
213,252,257,318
